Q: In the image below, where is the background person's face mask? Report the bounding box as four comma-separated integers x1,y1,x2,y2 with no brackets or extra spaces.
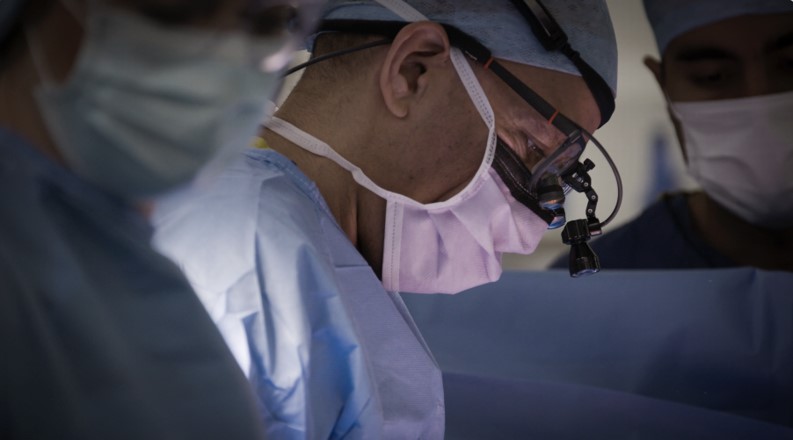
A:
267,47,549,295
671,90,793,230
29,6,285,199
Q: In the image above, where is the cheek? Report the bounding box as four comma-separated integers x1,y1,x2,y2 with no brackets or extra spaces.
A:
446,114,489,173
436,116,491,200
447,85,490,158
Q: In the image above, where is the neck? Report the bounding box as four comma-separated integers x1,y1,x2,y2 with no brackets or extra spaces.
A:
263,92,388,274
688,192,793,271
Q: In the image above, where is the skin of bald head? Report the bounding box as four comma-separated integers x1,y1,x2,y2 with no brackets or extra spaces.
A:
640,11,793,270
270,21,599,271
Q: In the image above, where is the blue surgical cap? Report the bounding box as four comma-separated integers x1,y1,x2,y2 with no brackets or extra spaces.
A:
317,0,618,96
644,0,793,55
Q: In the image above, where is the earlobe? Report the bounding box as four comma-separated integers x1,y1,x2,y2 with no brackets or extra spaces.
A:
379,21,450,119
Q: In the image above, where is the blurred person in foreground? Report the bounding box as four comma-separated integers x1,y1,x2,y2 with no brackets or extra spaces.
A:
154,0,619,437
550,0,793,271
0,0,322,437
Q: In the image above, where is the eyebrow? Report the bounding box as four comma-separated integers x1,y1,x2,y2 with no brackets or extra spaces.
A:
673,47,736,63
674,30,793,61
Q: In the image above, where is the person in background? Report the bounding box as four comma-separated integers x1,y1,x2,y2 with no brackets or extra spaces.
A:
154,0,618,438
0,0,322,437
550,0,793,271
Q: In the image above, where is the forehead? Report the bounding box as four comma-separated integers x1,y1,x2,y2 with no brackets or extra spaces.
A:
664,12,793,63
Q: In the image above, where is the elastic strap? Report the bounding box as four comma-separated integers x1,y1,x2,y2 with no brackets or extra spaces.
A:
508,0,615,126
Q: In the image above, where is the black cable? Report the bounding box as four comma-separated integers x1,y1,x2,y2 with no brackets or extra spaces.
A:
580,127,623,228
284,38,392,76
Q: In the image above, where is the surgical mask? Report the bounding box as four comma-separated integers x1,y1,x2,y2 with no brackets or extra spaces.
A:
267,47,549,294
29,6,284,199
670,91,793,230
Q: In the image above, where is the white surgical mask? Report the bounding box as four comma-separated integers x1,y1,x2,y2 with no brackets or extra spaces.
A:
670,91,793,230
30,6,284,199
267,47,549,294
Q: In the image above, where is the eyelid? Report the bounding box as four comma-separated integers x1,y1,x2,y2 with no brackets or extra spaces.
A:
519,112,565,152
497,134,545,173
526,137,546,162
681,59,738,79
504,106,573,168
521,133,564,172
674,57,739,79
679,58,736,69
687,70,733,84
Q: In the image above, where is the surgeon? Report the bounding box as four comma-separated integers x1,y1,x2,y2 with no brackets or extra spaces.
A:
0,0,322,438
154,0,618,438
551,0,793,271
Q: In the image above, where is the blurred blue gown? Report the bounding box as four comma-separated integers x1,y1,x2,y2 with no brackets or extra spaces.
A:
153,148,445,439
0,128,263,439
403,269,793,439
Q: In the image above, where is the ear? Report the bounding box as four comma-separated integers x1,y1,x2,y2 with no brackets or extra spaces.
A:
644,56,688,161
643,56,664,89
379,21,451,118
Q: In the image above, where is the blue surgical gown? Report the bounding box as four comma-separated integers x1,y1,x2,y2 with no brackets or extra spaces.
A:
404,269,793,437
153,148,445,439
0,128,264,439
